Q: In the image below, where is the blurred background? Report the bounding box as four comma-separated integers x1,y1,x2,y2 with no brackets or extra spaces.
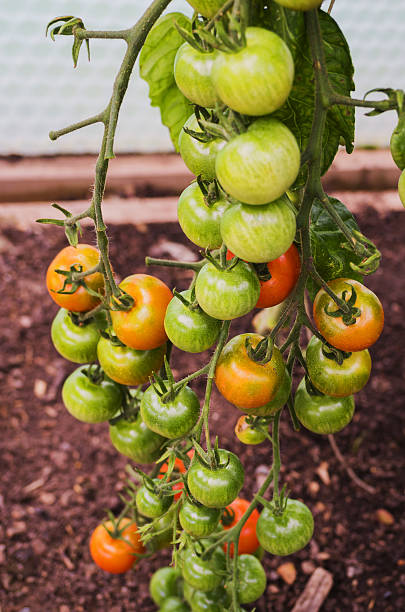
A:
1,2,405,612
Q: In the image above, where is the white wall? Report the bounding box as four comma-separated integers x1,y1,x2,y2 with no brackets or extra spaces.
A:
1,0,404,155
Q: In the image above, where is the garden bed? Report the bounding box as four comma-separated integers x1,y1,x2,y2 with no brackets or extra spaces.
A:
0,205,404,611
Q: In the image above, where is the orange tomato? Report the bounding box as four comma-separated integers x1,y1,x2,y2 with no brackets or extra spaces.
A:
313,278,384,352
158,450,195,501
111,274,172,350
46,244,104,312
89,518,144,574
222,498,260,556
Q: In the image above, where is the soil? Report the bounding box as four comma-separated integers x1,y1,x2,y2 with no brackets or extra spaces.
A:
0,207,404,612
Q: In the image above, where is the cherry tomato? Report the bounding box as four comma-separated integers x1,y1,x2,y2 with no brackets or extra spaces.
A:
182,547,226,591
51,308,106,363
236,554,266,604
256,499,314,556
274,0,323,9
215,117,300,205
313,278,384,352
222,498,260,556
195,261,260,321
164,289,222,353
390,111,405,170
247,369,291,417
150,567,183,607
159,597,189,612
187,449,244,508
215,333,285,411
235,416,267,445
212,27,293,116
306,336,372,397
256,244,301,308
177,182,231,250
46,244,104,312
399,169,405,207
179,114,225,181
136,479,174,519
109,413,165,463
179,500,221,538
183,582,230,612
221,197,296,264
294,377,355,434
185,0,225,18
89,518,144,574
62,366,122,423
140,383,200,439
174,43,218,108
111,274,172,350
97,335,166,385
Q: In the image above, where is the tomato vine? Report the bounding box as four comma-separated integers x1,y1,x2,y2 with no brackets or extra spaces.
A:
41,1,404,609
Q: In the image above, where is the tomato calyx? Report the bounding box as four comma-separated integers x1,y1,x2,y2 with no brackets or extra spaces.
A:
253,262,272,282
196,175,222,207
192,437,229,471
52,262,101,298
258,484,290,518
172,287,200,312
203,245,240,272
110,289,135,312
83,363,107,386
320,341,352,365
245,335,274,365
323,283,361,326
149,357,186,404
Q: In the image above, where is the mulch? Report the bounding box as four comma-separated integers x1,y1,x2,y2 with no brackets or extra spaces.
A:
0,206,404,612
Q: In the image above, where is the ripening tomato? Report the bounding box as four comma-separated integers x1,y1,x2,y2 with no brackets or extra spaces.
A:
256,244,301,308
222,498,260,556
111,274,172,350
215,333,285,411
256,499,314,556
306,336,371,397
46,244,104,312
174,43,219,108
245,368,292,417
179,114,226,181
215,117,300,205
313,278,384,352
274,0,323,9
235,415,267,445
89,518,144,573
212,27,294,116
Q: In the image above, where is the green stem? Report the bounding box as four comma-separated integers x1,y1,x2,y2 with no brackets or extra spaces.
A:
145,256,204,272
160,364,210,402
49,111,106,141
271,411,282,501
75,28,130,40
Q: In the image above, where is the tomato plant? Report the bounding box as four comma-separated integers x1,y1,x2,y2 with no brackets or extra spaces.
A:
43,1,399,608
89,518,144,574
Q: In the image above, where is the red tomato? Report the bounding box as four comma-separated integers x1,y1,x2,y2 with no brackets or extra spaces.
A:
46,244,104,312
227,244,300,308
111,274,172,350
222,498,260,556
89,518,144,574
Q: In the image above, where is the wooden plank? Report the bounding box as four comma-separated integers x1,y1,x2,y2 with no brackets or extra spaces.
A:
291,568,333,612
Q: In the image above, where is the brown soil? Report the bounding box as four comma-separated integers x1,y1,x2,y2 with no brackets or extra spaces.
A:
1,208,404,612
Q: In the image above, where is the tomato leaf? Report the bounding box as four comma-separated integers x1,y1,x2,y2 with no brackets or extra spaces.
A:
307,197,363,300
139,13,193,151
255,4,354,176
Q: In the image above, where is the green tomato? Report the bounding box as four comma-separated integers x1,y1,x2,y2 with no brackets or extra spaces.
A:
220,197,296,263
51,308,106,363
212,27,293,116
174,43,218,108
256,498,314,556
236,554,266,604
183,582,230,612
62,366,122,423
215,117,300,205
97,335,166,386
140,383,200,439
398,169,405,206
306,336,371,397
164,290,221,354
178,182,231,250
246,368,292,417
182,547,226,592
185,0,225,18
159,597,190,612
109,413,165,463
136,479,173,519
274,0,323,9
179,115,225,181
390,112,405,170
294,377,355,434
234,415,267,445
195,261,260,320
179,501,221,538
187,449,244,508
150,567,183,606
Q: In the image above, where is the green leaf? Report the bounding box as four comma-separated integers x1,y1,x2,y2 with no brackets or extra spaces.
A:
254,4,355,176
139,13,194,151
308,197,363,299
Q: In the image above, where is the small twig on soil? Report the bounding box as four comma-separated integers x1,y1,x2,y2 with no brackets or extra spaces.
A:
291,567,333,612
328,434,376,495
